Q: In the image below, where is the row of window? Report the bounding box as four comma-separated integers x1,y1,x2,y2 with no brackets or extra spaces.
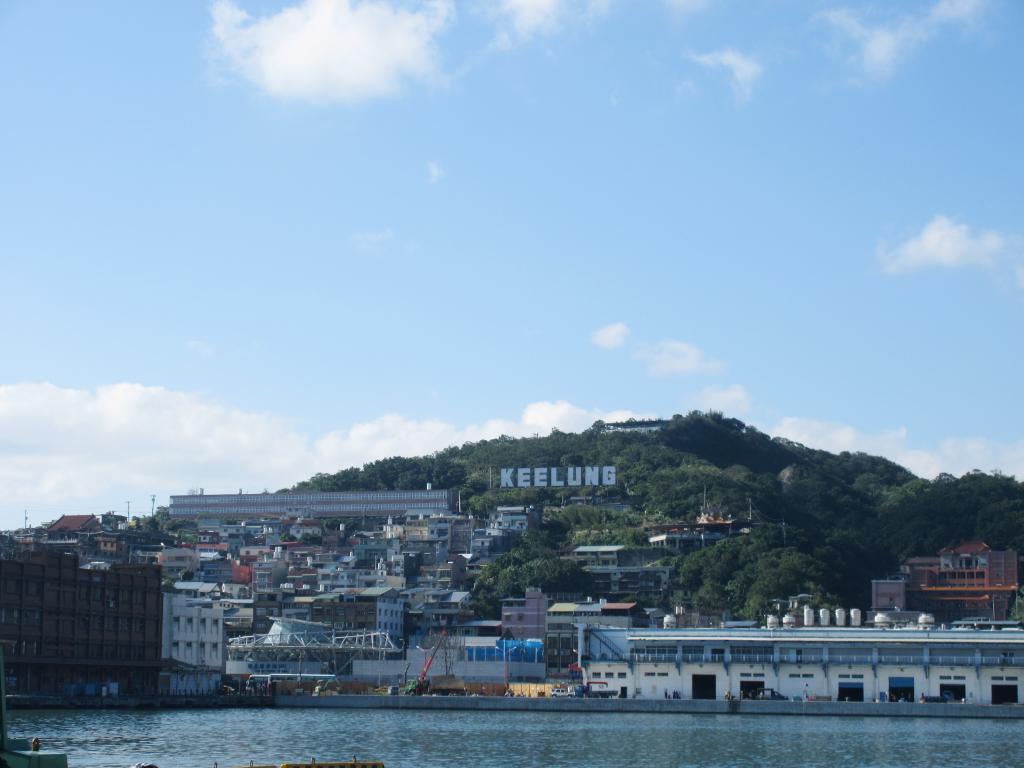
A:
9,640,157,660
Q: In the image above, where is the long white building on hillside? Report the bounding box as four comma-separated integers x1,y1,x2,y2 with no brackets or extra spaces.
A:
580,625,1023,705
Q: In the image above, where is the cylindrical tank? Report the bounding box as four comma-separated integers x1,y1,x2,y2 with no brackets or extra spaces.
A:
917,613,935,629
874,612,892,628
819,608,831,626
782,613,796,629
850,608,863,627
835,608,847,627
663,613,678,629
766,615,780,630
803,606,815,627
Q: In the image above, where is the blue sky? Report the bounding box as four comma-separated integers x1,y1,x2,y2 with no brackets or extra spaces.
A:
1,0,1022,527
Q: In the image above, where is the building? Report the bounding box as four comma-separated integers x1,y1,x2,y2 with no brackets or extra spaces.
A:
579,623,1024,705
602,419,669,433
546,599,645,678
156,547,200,580
872,541,1019,622
308,587,405,642
568,546,671,600
0,552,162,696
501,589,548,640
169,489,456,520
46,514,101,538
161,593,226,695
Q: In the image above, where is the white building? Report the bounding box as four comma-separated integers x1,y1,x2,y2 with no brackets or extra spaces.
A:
580,623,1024,705
162,593,227,694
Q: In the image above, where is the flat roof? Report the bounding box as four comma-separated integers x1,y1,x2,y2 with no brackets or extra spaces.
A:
611,626,1024,646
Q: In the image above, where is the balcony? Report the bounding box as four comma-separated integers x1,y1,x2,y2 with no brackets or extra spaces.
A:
981,655,1019,667
730,653,773,664
877,655,924,665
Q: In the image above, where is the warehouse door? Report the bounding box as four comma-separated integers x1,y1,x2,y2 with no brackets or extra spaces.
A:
939,684,965,702
739,680,764,699
692,674,716,700
888,676,914,702
991,685,1019,704
837,682,864,702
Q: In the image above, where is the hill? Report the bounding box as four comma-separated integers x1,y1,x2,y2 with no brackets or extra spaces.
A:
289,412,1024,618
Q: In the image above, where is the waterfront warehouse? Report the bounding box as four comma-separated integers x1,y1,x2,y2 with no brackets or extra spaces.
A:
580,623,1024,705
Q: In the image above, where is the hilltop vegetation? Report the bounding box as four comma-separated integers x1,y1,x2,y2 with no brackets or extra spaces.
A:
290,412,1024,619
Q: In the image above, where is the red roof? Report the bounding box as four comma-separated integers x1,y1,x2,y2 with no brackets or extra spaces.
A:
939,540,991,555
47,514,100,533
601,602,638,611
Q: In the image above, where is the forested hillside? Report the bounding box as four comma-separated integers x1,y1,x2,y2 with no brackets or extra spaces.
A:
289,412,1024,619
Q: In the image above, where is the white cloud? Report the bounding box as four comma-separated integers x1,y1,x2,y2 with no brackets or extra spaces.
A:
879,215,1007,274
664,0,712,19
695,384,751,415
636,340,722,376
771,416,1024,480
427,160,444,184
490,0,611,47
821,0,986,80
590,322,630,350
0,382,647,527
688,48,762,103
210,0,453,103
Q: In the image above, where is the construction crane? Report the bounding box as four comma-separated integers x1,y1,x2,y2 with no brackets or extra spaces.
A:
403,629,447,695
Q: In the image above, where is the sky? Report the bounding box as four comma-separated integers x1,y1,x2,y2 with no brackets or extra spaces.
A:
0,0,1022,529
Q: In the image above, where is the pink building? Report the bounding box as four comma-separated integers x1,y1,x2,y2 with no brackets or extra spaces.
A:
501,588,548,640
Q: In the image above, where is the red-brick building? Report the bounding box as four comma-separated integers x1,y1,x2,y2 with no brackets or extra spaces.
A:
0,552,163,695
872,541,1020,622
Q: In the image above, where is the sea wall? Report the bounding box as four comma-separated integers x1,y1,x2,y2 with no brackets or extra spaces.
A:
274,694,1024,719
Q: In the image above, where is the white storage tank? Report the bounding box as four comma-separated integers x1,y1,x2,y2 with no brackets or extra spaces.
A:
850,608,862,627
782,613,796,629
874,612,892,628
917,613,935,629
663,613,678,629
835,608,847,627
803,606,815,627
766,615,780,630
819,608,831,626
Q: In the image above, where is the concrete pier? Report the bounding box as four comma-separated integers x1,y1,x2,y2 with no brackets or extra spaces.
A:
274,694,1024,719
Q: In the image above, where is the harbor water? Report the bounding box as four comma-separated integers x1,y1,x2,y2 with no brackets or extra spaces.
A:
8,707,1024,768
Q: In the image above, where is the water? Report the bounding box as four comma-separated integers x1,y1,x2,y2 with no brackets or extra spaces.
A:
8,707,1024,768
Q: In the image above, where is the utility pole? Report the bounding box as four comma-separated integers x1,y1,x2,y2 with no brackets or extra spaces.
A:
151,495,156,516
126,501,131,520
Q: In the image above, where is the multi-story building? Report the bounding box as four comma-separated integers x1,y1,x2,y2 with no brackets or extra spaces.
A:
404,513,474,557
161,593,226,671
156,547,200,580
580,623,1024,705
404,589,474,638
308,587,405,641
0,552,162,695
501,588,548,640
169,489,456,520
872,541,1019,622
568,546,671,600
546,599,644,678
